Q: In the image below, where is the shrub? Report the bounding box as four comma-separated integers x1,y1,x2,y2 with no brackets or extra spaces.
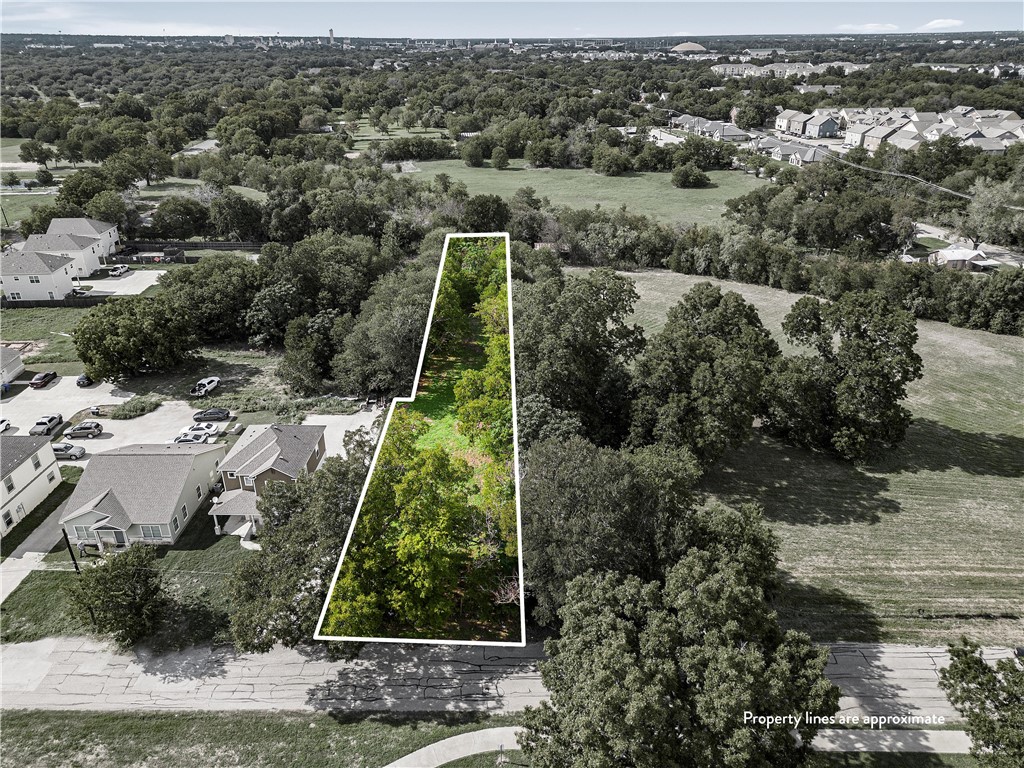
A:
109,396,163,420
672,162,711,188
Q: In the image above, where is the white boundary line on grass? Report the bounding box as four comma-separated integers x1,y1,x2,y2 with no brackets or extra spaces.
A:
313,232,526,647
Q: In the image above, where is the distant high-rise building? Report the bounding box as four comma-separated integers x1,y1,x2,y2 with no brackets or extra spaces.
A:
329,28,334,45
224,34,234,46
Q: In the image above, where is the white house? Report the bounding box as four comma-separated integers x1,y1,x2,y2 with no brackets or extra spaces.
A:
46,218,121,259
22,233,104,278
1,348,25,384
1,436,60,539
774,109,801,132
60,443,227,550
0,250,75,301
843,123,873,148
789,147,830,166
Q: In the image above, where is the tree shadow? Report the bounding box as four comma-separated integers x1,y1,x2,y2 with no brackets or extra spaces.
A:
866,417,1024,479
773,573,883,643
132,639,232,683
702,431,901,525
304,636,546,713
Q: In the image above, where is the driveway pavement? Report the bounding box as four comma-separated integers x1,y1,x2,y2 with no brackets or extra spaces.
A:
88,269,166,296
303,407,381,460
56,400,200,465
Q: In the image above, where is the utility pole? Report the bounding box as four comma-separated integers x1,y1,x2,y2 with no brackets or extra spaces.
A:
63,529,97,626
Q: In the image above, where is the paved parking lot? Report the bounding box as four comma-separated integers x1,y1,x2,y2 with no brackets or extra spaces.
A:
88,269,166,296
0,377,131,433
0,377,208,464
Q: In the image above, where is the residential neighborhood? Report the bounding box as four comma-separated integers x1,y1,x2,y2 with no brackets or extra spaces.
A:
0,5,1021,767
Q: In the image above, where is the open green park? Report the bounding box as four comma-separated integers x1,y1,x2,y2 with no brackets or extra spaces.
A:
622,269,1024,645
404,159,766,227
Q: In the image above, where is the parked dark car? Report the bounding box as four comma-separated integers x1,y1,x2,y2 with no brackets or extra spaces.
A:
193,407,231,422
76,373,94,387
29,371,57,389
66,421,104,439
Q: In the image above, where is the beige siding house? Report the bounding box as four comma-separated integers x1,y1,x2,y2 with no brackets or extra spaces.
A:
60,443,226,550
1,436,60,538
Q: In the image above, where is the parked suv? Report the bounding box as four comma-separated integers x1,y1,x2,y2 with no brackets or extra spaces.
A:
29,414,64,436
52,442,86,460
189,376,221,397
66,421,104,439
109,265,129,276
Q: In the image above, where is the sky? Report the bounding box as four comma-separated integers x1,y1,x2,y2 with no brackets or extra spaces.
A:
1,1,1021,39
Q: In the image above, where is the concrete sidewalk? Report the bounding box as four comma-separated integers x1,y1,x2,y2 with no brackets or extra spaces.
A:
381,727,972,767
1,637,1012,719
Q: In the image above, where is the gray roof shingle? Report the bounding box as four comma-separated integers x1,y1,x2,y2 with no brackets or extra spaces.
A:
0,435,52,478
220,424,325,479
1,250,75,275
46,218,115,237
60,443,225,528
1,347,24,369
23,233,99,252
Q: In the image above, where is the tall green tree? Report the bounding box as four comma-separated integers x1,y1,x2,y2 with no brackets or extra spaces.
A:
74,295,199,380
158,252,263,341
519,566,839,768
521,436,702,625
762,291,924,460
939,638,1024,768
230,437,373,653
65,544,165,648
514,268,644,447
630,283,780,468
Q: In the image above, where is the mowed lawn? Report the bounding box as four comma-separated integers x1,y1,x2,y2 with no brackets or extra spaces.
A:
405,160,766,227
1,710,521,768
623,270,1024,645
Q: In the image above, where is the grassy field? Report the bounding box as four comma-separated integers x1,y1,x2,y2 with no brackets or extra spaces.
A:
134,177,267,203
621,270,1024,645
408,328,487,455
404,160,766,227
0,191,55,226
0,710,521,768
345,121,448,152
0,466,82,562
1,306,91,371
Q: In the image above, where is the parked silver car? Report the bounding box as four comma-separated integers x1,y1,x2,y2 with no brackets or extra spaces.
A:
52,442,86,460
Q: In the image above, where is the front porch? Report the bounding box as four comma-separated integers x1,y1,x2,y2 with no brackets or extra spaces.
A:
208,489,262,551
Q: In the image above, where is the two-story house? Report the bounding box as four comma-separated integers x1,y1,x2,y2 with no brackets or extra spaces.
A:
209,424,326,540
21,233,104,278
0,250,75,301
1,436,60,539
47,217,121,260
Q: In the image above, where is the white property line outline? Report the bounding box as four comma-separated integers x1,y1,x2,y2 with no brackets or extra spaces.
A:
314,232,526,647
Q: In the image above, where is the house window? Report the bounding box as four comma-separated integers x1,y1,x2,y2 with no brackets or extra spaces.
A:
74,525,89,539
243,476,254,488
2,512,12,529
172,517,180,532
196,484,202,500
47,471,56,483
3,476,13,493
11,277,18,281
29,276,40,284
181,504,187,517
8,292,21,300
227,471,236,479
140,525,162,540
31,453,41,470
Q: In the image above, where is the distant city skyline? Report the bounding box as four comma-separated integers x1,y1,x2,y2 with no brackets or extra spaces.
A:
2,2,1021,39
